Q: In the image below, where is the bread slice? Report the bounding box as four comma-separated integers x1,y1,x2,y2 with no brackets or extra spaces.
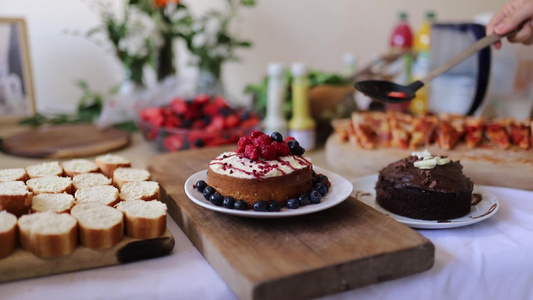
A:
72,173,112,192
0,210,17,259
61,159,99,177
95,154,131,178
113,168,151,189
0,168,27,182
26,176,72,195
75,185,119,206
115,200,167,239
70,202,123,249
119,181,160,201
26,161,63,178
18,211,78,258
31,193,75,214
0,181,33,217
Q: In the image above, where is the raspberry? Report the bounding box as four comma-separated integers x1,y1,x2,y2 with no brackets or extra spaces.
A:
236,144,246,153
250,130,264,138
244,144,259,160
260,145,277,160
272,141,290,156
238,136,253,147
284,136,296,143
252,134,272,147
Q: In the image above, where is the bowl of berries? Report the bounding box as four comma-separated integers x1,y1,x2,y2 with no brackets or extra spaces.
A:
139,95,260,152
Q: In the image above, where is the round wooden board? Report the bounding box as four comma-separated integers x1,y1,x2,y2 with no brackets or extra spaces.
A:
0,124,130,158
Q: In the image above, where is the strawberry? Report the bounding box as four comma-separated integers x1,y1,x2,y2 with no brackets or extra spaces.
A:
224,115,240,129
169,98,188,115
244,144,259,160
194,94,211,105
272,141,290,156
206,115,225,132
192,119,206,129
163,135,186,152
260,145,277,160
140,107,164,126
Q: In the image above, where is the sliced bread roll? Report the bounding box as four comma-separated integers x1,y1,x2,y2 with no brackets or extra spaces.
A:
26,161,63,178
0,210,17,259
70,202,124,249
72,173,112,192
113,168,151,190
119,181,160,201
61,159,99,177
95,154,131,178
115,200,167,239
31,193,75,214
0,181,33,217
75,185,119,206
0,168,27,182
26,176,72,195
18,211,78,258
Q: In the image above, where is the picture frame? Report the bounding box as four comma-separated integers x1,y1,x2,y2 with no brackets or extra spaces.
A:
0,17,35,124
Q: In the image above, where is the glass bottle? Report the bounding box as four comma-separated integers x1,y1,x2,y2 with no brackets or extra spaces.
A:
288,63,316,151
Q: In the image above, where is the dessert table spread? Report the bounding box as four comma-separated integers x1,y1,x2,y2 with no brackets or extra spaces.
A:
1,127,532,300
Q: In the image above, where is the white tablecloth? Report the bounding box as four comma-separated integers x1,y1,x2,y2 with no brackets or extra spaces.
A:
1,186,533,300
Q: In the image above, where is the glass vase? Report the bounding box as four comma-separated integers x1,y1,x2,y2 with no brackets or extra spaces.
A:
196,64,224,96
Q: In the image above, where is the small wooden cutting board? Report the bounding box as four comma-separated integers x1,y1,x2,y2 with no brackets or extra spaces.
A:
0,124,130,158
0,229,175,283
148,147,435,300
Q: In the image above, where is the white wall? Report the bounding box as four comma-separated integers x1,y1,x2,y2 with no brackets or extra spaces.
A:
0,0,505,113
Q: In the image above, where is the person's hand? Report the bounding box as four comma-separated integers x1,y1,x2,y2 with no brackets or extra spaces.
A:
486,0,533,49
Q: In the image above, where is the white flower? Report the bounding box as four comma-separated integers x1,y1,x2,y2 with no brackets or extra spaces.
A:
169,7,188,22
192,33,207,48
117,6,162,58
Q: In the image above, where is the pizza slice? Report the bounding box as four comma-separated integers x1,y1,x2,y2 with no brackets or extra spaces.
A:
387,112,412,149
331,118,352,142
508,119,530,150
464,117,484,148
351,113,376,149
409,114,438,149
364,111,393,147
485,119,511,149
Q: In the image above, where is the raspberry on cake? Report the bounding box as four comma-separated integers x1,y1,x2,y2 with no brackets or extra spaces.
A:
206,131,313,207
375,150,474,220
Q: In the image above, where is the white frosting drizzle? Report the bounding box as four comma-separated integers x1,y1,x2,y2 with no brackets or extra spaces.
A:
209,152,312,180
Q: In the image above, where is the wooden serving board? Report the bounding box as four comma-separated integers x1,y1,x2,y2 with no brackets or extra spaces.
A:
0,229,174,283
325,133,533,191
0,124,130,158
148,147,435,300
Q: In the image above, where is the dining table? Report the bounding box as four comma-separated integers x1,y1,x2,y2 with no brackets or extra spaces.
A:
0,125,532,300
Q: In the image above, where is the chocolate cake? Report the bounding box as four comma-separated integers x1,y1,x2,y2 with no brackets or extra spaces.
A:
375,151,474,220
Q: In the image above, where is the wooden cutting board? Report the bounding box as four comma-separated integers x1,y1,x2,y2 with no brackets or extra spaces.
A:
0,229,174,283
148,147,435,300
0,124,130,158
325,133,533,191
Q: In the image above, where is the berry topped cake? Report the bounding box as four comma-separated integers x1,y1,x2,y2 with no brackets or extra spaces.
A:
194,131,331,212
375,150,474,220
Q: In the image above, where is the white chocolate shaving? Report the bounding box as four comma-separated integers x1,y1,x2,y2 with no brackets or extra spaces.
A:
411,150,451,169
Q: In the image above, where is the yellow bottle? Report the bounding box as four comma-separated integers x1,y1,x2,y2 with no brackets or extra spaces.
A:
288,63,316,151
410,11,435,115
